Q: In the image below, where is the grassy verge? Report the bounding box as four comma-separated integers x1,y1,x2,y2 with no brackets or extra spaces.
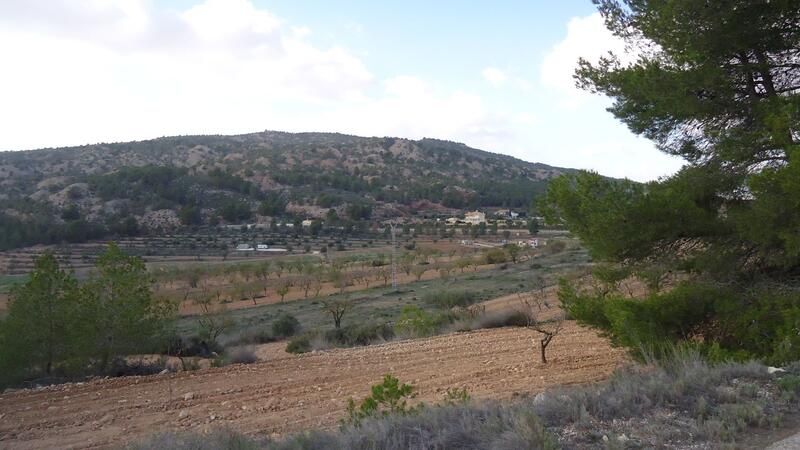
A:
128,352,800,449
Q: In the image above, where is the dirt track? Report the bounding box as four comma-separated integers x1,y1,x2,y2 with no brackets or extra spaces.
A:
0,322,626,449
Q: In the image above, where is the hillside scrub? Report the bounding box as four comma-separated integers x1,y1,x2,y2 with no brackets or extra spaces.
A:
285,322,395,354
0,132,564,250
130,351,798,449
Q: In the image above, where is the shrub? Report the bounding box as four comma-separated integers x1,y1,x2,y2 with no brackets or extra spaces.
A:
395,306,438,338
324,323,395,348
271,314,301,338
345,374,420,426
107,357,167,377
484,248,507,264
441,387,471,406
473,310,529,329
285,335,312,354
229,330,275,346
560,278,800,364
163,336,223,358
225,346,258,365
423,290,478,310
777,374,800,397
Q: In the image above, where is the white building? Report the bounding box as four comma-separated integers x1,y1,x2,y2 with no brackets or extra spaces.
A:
464,210,486,225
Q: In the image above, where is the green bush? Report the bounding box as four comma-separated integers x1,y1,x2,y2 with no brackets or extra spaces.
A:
285,335,312,354
271,314,301,338
560,278,800,364
777,375,800,396
395,306,438,338
346,374,420,426
324,323,394,347
483,248,507,264
423,290,478,310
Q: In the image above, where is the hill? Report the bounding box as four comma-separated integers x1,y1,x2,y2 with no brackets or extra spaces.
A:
0,131,572,250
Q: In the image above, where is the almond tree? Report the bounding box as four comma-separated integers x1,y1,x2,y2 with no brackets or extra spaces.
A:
194,292,234,344
276,282,290,302
412,265,426,281
321,298,353,329
517,289,563,364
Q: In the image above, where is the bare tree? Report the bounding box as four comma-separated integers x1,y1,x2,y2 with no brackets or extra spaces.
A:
313,270,324,297
297,274,313,298
247,282,262,305
321,298,353,329
194,293,234,344
517,287,564,364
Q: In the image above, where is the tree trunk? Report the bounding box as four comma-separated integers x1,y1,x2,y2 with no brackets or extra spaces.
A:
539,334,553,364
541,342,547,363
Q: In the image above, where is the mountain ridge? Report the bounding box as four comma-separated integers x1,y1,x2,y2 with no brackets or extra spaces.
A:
0,130,575,249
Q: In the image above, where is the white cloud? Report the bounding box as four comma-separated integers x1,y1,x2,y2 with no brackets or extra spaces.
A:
0,0,533,160
303,75,516,151
540,12,628,109
482,67,508,87
513,112,537,126
0,0,374,150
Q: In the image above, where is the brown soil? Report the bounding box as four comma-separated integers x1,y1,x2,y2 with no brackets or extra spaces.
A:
0,323,626,449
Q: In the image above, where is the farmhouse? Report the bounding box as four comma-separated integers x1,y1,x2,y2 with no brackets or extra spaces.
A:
464,210,486,225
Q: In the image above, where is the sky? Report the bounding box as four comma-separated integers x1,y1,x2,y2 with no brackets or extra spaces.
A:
0,0,685,181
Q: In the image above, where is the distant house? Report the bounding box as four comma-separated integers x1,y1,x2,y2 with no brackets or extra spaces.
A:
464,210,486,225
301,219,314,227
256,244,269,251
446,217,460,225
236,243,254,251
495,209,520,220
